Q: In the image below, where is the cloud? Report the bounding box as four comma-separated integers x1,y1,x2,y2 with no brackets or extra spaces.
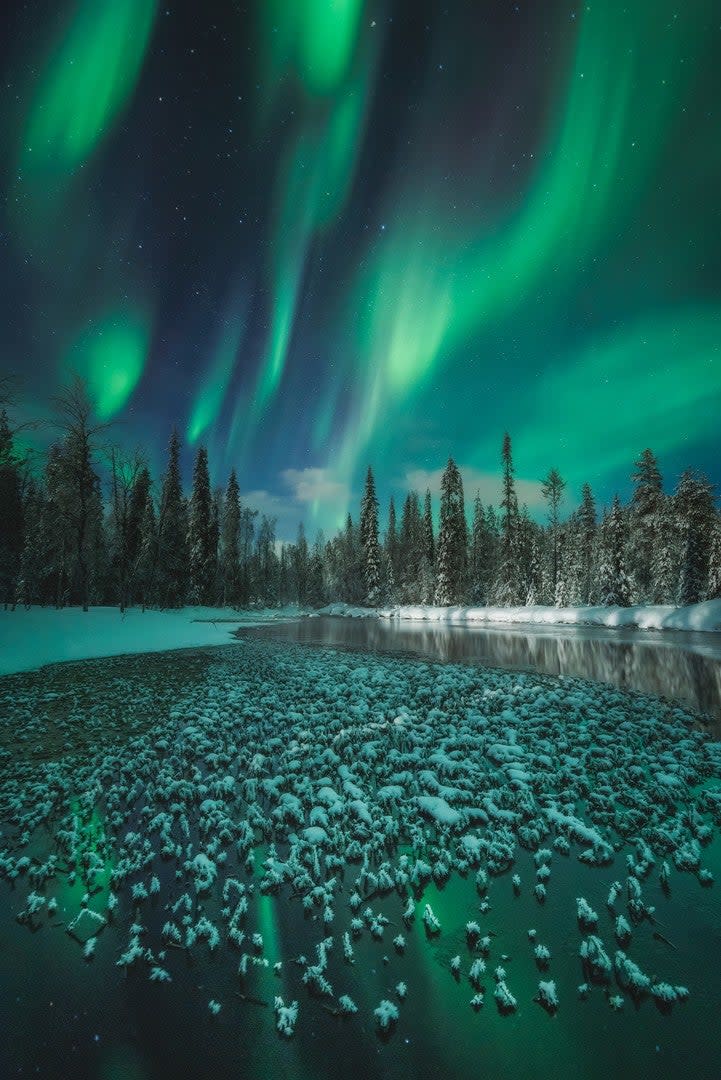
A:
241,467,352,542
405,466,547,511
280,467,351,506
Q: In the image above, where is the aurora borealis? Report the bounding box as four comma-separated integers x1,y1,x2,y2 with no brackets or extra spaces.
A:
1,0,720,537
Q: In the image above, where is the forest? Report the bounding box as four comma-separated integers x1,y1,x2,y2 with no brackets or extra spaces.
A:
1,375,719,613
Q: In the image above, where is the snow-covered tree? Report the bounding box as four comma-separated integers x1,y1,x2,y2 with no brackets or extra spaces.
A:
707,520,721,600
676,470,715,606
0,409,23,607
629,449,663,602
156,429,189,608
577,483,597,604
360,467,382,606
434,458,467,604
597,496,632,606
542,467,565,599
219,468,241,606
52,377,105,612
493,434,520,603
188,446,216,605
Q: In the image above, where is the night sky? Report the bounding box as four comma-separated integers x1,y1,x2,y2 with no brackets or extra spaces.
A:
1,0,720,538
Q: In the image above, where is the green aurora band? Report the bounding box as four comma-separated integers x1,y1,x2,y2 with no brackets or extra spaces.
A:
64,310,151,422
327,0,716,516
20,0,158,182
237,0,376,442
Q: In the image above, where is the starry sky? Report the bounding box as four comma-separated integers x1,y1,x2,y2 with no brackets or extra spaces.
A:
1,0,720,538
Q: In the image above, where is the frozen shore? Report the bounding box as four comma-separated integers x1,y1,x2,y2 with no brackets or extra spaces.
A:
319,600,721,634
0,605,307,676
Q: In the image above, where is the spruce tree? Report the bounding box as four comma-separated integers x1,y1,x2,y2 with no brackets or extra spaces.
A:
597,496,632,606
434,458,467,605
126,466,151,604
385,496,399,590
136,492,158,611
292,522,309,605
398,491,424,601
422,489,434,567
650,494,678,604
360,467,382,606
707,520,721,600
525,532,544,605
220,468,241,606
676,470,715,606
495,433,519,603
630,449,663,602
187,446,215,605
0,409,24,607
156,429,189,607
577,483,597,604
469,494,486,603
542,468,566,599
52,378,104,611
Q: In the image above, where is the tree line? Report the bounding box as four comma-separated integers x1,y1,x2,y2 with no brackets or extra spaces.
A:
1,375,720,612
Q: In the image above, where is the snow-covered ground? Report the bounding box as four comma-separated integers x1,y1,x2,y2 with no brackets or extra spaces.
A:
320,600,721,633
0,605,306,676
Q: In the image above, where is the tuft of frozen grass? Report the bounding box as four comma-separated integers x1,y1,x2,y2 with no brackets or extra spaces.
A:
149,966,172,982
494,981,517,1013
536,980,558,1011
374,999,399,1031
208,1000,222,1015
422,904,441,934
83,938,96,961
274,997,299,1037
396,982,407,1000
576,897,598,929
534,944,551,968
339,994,359,1015
469,958,486,989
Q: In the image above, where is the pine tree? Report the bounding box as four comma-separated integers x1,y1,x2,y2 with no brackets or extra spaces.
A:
156,429,189,607
360,467,382,606
541,467,566,600
0,409,24,607
434,458,467,605
597,496,632,606
220,468,241,606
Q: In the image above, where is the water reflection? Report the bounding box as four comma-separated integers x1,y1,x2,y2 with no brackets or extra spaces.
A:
241,617,721,727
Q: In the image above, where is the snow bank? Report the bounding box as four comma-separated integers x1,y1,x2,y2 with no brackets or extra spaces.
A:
0,605,305,676
320,600,721,634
